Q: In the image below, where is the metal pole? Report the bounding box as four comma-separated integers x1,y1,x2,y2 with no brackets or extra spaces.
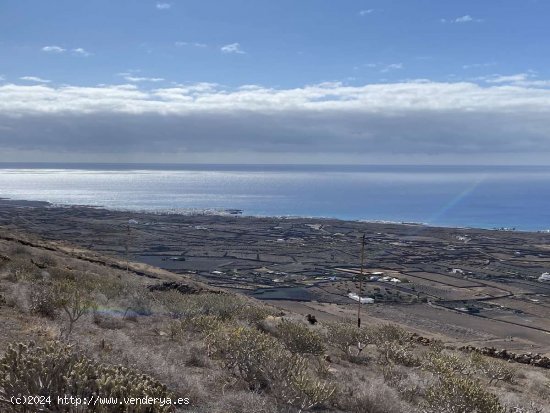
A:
357,233,366,328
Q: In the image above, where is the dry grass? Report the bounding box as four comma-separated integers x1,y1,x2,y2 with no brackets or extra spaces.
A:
1,236,550,412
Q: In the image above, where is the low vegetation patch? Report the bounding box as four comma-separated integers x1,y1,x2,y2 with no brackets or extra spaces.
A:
0,341,173,413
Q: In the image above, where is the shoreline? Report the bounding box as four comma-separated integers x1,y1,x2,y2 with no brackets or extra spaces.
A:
0,196,544,234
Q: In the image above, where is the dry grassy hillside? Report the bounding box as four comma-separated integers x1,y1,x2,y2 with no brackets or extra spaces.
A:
0,230,549,412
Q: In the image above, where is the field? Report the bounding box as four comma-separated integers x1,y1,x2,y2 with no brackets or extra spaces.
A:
1,198,550,354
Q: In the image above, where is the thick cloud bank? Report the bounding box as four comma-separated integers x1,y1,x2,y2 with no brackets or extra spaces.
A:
1,81,550,163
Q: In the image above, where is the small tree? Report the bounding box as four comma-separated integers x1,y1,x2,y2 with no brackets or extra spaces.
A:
55,280,95,339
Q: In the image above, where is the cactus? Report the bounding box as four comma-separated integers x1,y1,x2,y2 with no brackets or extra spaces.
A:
0,341,174,412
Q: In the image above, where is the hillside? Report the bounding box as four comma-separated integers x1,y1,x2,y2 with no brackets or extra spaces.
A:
0,229,549,412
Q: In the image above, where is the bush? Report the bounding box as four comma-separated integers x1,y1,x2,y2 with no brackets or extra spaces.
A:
336,380,410,413
325,322,372,359
171,315,223,339
0,341,174,412
159,291,246,320
5,257,39,282
468,352,517,384
378,340,420,367
28,281,59,319
425,372,505,413
422,351,470,376
208,326,335,410
277,319,325,356
54,279,96,338
371,324,409,345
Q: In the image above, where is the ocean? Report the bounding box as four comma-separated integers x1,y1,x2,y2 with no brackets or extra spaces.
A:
0,163,549,231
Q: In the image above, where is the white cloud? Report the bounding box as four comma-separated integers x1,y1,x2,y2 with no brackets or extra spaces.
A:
42,45,66,53
486,73,530,84
462,62,496,70
481,72,550,88
119,73,165,83
455,15,474,23
359,9,375,16
156,3,171,10
175,41,207,48
72,48,91,57
2,79,550,162
380,63,403,73
221,43,245,54
19,76,51,83
441,15,483,24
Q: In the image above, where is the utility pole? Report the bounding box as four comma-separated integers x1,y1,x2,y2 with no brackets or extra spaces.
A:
357,233,366,328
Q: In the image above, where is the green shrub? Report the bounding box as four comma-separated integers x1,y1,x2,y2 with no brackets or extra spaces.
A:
425,372,505,413
325,322,372,358
371,324,409,345
171,315,223,339
468,352,517,384
54,279,96,338
0,341,174,413
378,341,420,367
277,319,325,356
208,326,335,410
5,258,39,282
159,291,246,320
422,351,470,376
28,281,59,319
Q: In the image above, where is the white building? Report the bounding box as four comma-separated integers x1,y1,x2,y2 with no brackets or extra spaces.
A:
348,293,374,304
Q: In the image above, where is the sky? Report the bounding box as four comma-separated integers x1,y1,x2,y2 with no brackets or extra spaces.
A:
1,0,550,164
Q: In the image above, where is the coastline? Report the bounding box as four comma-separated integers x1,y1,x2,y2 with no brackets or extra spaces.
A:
1,197,550,353
0,196,544,234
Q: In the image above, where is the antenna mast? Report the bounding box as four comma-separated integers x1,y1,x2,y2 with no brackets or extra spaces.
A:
357,233,366,328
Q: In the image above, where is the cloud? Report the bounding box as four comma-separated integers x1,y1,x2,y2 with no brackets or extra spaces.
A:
441,15,483,24
118,73,165,83
72,48,91,57
19,76,51,83
2,79,550,163
380,63,403,73
462,62,496,70
175,41,207,48
221,43,245,54
359,9,375,16
481,72,550,88
42,45,66,53
156,3,171,10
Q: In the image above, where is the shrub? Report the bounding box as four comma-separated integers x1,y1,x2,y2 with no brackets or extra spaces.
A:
208,326,335,410
378,340,420,367
277,319,325,356
28,281,59,319
425,372,505,413
325,322,372,359
159,291,246,320
468,352,517,384
371,324,409,345
336,380,410,413
171,315,223,339
0,341,174,413
5,257,38,282
422,351,470,376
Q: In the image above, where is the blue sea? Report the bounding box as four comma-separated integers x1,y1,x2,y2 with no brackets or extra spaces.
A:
0,163,549,232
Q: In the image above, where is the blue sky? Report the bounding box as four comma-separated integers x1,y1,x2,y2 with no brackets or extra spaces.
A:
1,0,550,164
2,0,548,87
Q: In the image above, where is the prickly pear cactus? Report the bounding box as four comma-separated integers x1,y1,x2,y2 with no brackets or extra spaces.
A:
0,341,175,412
